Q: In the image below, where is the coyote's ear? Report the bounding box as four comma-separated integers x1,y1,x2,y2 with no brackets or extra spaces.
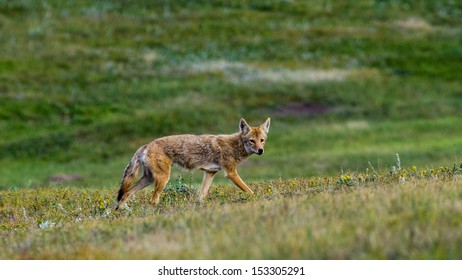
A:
260,117,271,134
239,118,251,134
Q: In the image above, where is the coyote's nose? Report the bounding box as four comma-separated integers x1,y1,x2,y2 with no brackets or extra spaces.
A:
257,149,264,155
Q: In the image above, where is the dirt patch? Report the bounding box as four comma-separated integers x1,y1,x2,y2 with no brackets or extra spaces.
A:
274,102,333,117
48,173,83,183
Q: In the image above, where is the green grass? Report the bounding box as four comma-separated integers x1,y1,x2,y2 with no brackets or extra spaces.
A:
0,0,462,259
1,165,462,259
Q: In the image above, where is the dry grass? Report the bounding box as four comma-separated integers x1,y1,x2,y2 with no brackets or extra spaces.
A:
1,164,462,259
182,60,355,85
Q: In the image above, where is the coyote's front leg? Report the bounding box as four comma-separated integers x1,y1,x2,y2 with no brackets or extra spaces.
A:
225,169,254,195
198,171,217,201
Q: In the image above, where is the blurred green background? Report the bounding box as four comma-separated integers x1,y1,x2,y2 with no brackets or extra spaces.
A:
1,0,461,189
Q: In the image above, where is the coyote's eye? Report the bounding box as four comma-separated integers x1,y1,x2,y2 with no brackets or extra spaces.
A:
249,140,255,144
261,139,265,143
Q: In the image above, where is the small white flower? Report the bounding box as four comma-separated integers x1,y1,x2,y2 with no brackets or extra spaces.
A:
38,220,55,229
57,203,67,213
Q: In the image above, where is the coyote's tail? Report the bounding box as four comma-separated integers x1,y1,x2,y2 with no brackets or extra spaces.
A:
115,144,147,209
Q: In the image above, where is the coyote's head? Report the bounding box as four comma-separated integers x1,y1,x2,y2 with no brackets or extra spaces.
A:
240,117,271,155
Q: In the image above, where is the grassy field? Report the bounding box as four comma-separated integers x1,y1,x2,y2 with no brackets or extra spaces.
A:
1,164,462,259
1,0,462,259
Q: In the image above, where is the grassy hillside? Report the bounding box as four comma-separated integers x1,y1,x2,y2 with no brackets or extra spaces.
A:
1,0,461,188
1,165,462,259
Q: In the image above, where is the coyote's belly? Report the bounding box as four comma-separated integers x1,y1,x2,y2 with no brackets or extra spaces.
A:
198,162,221,172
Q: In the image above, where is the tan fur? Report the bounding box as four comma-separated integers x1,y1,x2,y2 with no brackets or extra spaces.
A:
115,118,270,210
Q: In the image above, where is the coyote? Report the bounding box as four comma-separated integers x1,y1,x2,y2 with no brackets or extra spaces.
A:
115,118,270,209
